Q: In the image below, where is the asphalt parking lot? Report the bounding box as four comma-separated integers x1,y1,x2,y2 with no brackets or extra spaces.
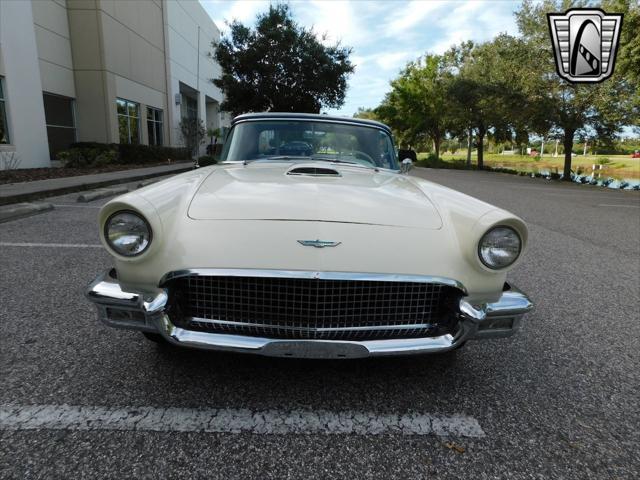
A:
1,168,639,479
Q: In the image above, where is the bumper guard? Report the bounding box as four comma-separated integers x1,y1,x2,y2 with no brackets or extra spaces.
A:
86,269,533,358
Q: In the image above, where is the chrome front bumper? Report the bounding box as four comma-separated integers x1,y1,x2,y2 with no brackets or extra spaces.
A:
86,269,533,358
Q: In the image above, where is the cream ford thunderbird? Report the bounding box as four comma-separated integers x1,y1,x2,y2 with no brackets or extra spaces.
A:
86,113,532,358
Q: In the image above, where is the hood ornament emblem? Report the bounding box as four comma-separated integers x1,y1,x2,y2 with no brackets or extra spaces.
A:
297,239,341,248
547,8,623,83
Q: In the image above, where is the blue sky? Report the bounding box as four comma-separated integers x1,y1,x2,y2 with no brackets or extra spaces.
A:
199,0,522,116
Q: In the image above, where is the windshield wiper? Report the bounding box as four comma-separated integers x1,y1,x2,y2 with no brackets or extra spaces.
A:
310,155,358,164
260,155,310,161
310,156,377,169
245,155,378,171
243,156,309,165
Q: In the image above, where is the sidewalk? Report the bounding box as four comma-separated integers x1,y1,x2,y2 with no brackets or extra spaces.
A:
0,162,193,206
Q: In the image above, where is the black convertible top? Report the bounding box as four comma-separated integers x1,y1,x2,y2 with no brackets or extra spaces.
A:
231,112,392,134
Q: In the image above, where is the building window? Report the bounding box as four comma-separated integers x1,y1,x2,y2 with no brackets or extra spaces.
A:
117,98,140,144
146,107,163,146
43,93,76,157
181,95,198,120
0,77,9,144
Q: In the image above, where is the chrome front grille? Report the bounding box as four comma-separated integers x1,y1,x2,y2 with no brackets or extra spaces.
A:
168,275,460,340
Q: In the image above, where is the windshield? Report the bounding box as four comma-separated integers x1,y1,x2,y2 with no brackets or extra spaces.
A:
221,120,399,170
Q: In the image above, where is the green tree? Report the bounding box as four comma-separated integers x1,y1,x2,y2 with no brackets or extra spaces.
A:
375,89,415,148
353,107,378,120
377,55,455,159
446,35,551,169
179,117,206,158
515,0,635,179
212,4,354,116
602,0,640,131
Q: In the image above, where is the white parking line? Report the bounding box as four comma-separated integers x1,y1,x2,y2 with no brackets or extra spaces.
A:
0,242,102,248
596,204,640,208
0,404,485,437
52,204,102,208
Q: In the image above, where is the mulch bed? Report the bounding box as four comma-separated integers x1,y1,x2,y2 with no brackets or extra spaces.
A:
0,162,189,185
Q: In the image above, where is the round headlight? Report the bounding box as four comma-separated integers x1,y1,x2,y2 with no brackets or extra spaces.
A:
104,211,152,257
478,226,521,269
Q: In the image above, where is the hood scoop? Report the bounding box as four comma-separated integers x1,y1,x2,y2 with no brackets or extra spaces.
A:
286,166,341,177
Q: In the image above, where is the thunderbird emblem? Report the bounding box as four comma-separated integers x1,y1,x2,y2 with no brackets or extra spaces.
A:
547,8,623,84
297,239,341,248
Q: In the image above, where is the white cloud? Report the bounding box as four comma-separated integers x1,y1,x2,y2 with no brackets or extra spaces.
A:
430,28,474,54
301,1,361,44
477,8,519,36
326,76,390,116
373,51,416,71
428,1,518,54
350,54,367,68
223,0,268,23
200,0,270,34
386,0,448,32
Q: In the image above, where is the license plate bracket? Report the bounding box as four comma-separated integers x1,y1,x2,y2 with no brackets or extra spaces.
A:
261,341,369,359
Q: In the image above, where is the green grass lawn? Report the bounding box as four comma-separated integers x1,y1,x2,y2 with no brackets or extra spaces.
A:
419,152,640,179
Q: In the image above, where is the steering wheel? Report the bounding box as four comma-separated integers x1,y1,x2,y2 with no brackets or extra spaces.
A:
351,150,375,166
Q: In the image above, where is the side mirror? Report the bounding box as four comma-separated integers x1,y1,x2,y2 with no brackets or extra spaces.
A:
401,158,413,173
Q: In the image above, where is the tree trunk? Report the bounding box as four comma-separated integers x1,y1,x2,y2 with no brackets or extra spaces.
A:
562,129,575,181
434,135,441,160
466,128,472,168
477,132,485,170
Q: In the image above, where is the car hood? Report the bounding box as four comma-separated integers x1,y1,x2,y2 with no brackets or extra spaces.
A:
187,162,443,229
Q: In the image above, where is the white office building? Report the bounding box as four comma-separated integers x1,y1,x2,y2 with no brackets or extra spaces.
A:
0,0,228,168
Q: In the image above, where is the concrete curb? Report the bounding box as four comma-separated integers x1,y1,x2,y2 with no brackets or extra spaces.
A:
77,186,130,203
136,178,161,189
0,165,192,206
0,202,54,224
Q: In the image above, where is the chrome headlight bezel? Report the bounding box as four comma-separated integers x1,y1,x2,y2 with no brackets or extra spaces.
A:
104,210,153,257
477,226,522,270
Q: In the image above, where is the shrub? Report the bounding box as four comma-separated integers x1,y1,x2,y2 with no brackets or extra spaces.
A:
205,143,224,159
416,153,442,168
58,148,93,168
62,142,190,167
68,142,113,153
416,154,474,171
59,145,118,168
489,166,519,175
212,143,223,158
90,150,119,167
425,153,439,164
197,155,217,167
116,144,190,164
179,118,206,158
